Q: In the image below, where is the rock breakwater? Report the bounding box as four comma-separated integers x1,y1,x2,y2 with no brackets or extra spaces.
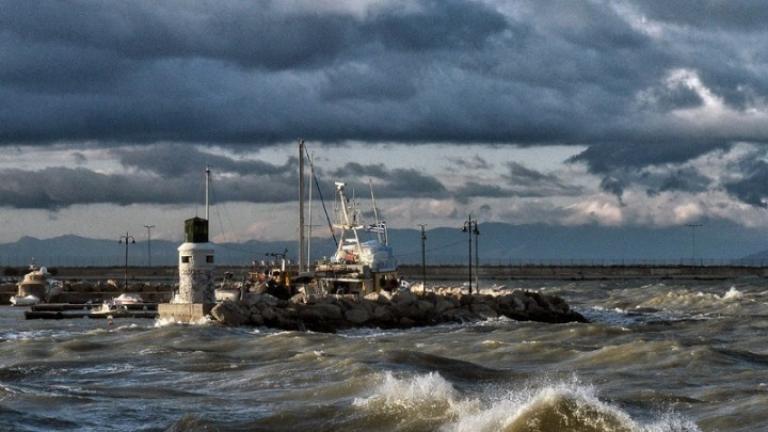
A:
210,289,587,332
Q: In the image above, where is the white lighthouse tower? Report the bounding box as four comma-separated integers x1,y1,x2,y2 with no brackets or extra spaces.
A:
175,217,215,303
174,167,215,304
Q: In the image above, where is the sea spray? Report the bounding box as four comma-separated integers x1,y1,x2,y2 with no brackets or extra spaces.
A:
719,286,743,301
354,372,700,432
153,314,211,328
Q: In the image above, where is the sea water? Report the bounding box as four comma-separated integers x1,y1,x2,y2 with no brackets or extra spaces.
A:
0,279,765,431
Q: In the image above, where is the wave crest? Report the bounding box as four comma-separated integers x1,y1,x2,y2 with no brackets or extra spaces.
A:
354,372,700,432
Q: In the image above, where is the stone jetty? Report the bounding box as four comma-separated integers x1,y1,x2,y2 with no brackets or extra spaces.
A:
209,288,587,332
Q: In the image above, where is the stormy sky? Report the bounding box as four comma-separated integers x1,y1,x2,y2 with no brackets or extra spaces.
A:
2,0,768,244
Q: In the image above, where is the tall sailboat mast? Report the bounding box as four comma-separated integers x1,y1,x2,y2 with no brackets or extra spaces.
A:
298,139,306,272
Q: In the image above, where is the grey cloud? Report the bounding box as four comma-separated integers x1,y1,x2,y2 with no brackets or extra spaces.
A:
0,166,298,209
453,182,510,204
453,162,582,204
2,0,768,183
657,169,711,194
71,152,87,165
600,176,626,204
330,163,447,198
503,162,581,195
595,164,712,202
0,0,505,71
634,1,768,32
113,144,296,177
448,154,492,170
724,158,768,207
569,140,730,174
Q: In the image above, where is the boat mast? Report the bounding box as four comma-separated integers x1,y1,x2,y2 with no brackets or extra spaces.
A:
205,166,211,221
369,179,383,244
335,183,362,258
307,152,313,268
298,139,306,273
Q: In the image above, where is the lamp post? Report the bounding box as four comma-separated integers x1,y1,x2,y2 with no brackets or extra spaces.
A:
473,221,480,291
144,224,155,267
418,224,428,291
118,232,136,291
462,215,478,295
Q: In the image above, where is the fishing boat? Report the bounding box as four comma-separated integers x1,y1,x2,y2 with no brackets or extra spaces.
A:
10,265,62,306
311,181,399,295
294,140,400,296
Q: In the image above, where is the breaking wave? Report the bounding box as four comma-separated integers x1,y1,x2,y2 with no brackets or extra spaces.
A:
354,372,700,432
634,286,749,314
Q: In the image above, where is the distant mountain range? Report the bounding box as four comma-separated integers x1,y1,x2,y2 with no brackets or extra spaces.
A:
2,220,768,267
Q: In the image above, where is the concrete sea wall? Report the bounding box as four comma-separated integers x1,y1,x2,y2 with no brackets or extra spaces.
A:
399,265,768,280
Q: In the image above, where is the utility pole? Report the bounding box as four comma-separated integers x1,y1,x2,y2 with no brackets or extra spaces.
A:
473,221,480,291
118,232,136,291
144,224,155,267
418,224,427,291
686,223,703,265
462,215,474,295
298,139,306,273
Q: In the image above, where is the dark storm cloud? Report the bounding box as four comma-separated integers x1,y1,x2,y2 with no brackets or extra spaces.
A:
330,163,447,198
0,155,473,209
599,176,626,204
634,1,768,31
113,144,296,177
447,155,492,170
453,163,582,203
657,168,711,194
595,164,712,202
503,162,581,195
569,140,729,174
0,0,505,70
3,0,768,180
724,157,768,207
0,166,298,209
71,152,87,165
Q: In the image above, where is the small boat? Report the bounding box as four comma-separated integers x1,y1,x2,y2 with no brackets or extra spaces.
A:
92,293,145,315
215,272,242,302
10,294,40,307
111,293,144,305
10,265,62,306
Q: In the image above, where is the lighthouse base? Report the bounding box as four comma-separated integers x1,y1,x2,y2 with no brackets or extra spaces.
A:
158,303,214,323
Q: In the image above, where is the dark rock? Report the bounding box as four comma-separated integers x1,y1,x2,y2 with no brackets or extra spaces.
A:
344,307,369,324
211,301,248,326
208,287,587,330
299,303,343,322
471,303,498,319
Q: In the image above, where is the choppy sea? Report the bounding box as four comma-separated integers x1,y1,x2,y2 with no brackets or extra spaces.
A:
1,279,767,431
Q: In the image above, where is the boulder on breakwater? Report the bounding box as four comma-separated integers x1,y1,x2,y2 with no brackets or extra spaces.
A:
210,289,587,331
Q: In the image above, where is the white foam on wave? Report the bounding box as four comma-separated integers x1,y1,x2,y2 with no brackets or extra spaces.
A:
153,315,211,328
353,372,700,432
719,286,743,301
353,371,477,421
354,371,457,410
